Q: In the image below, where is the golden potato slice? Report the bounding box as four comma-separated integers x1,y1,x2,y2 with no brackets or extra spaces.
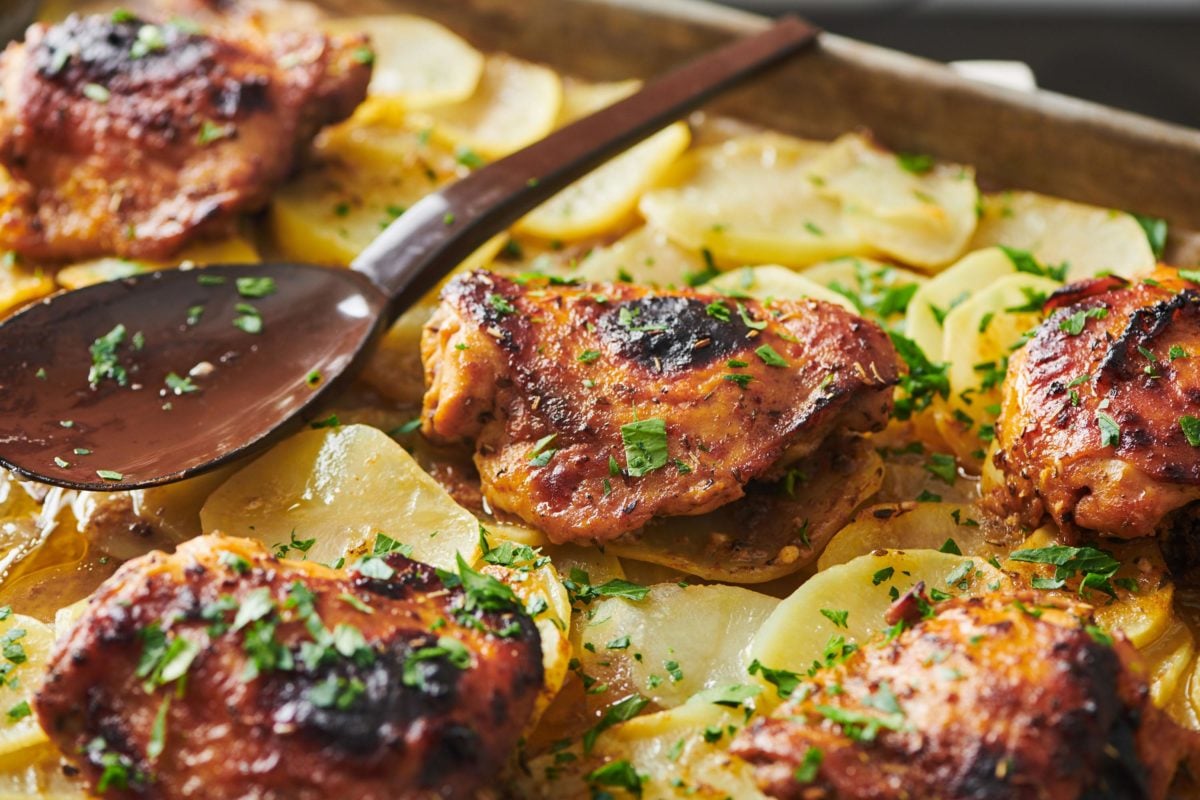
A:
572,583,778,709
573,225,708,287
413,54,562,159
557,77,641,125
938,272,1060,467
707,265,858,313
806,134,978,270
517,700,766,799
0,253,53,319
517,122,690,241
818,502,1003,571
200,424,481,570
54,235,261,291
0,612,53,758
639,133,864,267
606,437,884,583
1144,619,1195,708
0,744,85,799
904,247,1018,362
801,255,926,326
324,15,484,110
970,190,1156,280
750,550,1006,705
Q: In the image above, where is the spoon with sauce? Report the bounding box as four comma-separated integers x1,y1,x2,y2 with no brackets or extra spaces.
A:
0,16,819,490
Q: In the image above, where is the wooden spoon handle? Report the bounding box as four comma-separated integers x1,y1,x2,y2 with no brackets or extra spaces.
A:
350,15,821,320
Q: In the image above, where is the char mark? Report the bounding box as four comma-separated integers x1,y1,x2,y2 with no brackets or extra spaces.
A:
1098,290,1200,384
597,296,748,373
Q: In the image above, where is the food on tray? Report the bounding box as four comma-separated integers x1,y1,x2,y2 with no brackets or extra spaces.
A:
0,11,370,261
733,590,1196,800
988,270,1200,539
35,535,544,799
420,270,897,543
1,2,1199,798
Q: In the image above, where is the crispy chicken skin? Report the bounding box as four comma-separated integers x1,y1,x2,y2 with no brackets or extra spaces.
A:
0,13,369,262
731,591,1196,800
986,270,1200,539
35,535,543,800
421,271,898,544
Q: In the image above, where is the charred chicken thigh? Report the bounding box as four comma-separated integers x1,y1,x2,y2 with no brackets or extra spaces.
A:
987,270,1200,539
0,12,370,261
35,535,542,800
421,271,898,544
732,590,1197,800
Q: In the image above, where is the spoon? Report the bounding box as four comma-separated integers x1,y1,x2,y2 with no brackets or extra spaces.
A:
0,16,820,491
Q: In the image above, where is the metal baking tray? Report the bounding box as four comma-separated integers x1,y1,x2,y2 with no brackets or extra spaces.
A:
318,0,1200,264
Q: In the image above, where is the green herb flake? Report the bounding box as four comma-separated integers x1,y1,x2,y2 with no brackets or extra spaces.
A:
620,418,669,477
754,344,790,368
236,276,277,299
82,82,111,103
165,372,198,395
794,746,823,783
1181,415,1200,447
96,469,124,482
820,608,849,629
1097,412,1121,448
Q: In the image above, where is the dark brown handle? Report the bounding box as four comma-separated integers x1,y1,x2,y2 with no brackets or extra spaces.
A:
350,15,820,320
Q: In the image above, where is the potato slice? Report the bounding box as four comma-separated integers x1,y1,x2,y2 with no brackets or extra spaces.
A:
517,701,766,799
801,256,926,326
0,254,53,319
54,235,260,291
413,54,562,159
557,77,641,125
573,225,708,287
573,583,778,709
818,502,1003,571
606,437,884,583
806,134,978,270
707,265,858,313
904,247,1019,362
517,122,690,241
970,190,1156,280
750,550,1006,703
0,744,85,799
638,133,864,268
1145,619,1195,708
0,613,53,758
324,15,484,110
938,272,1060,466
200,424,481,570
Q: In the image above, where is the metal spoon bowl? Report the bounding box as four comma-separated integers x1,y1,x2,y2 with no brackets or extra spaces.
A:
0,16,819,490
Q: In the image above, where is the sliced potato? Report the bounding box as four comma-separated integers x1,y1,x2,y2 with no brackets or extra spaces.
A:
324,15,484,110
270,144,457,266
0,255,53,319
607,437,884,583
801,256,926,325
818,502,1003,571
806,134,978,270
200,424,481,571
638,133,864,268
970,190,1156,280
904,247,1021,362
938,272,1060,466
707,265,858,313
517,122,690,241
0,744,85,799
55,235,260,291
573,583,778,709
518,700,765,799
1144,619,1195,708
0,613,53,758
413,54,562,159
573,225,708,287
750,550,1005,703
557,77,641,125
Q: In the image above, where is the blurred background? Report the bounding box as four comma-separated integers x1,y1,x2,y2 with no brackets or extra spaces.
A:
711,0,1200,129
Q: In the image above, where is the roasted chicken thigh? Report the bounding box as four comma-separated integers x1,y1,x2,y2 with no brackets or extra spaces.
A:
35,535,542,800
732,590,1196,800
0,12,370,261
421,271,898,544
987,270,1200,539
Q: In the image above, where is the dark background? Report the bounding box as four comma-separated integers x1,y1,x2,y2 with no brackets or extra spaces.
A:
710,0,1200,129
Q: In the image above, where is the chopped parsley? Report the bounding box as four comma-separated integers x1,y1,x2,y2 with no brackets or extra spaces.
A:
82,82,111,103
1097,412,1121,448
1058,307,1108,336
88,324,130,387
196,119,234,145
897,152,934,174
754,344,789,368
748,659,802,699
813,703,905,742
5,700,30,723
577,349,601,363
528,433,558,467
820,608,849,628
233,303,263,334
164,372,198,395
705,300,732,322
236,276,277,298
96,469,124,482
1131,213,1168,259
889,332,950,420
620,418,669,477
999,245,1068,282
487,293,516,315
583,694,649,753
586,759,643,797
1181,416,1200,447
1009,545,1122,597
924,453,958,485
794,746,823,783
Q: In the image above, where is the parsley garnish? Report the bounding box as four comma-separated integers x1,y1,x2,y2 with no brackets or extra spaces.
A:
584,694,649,753
705,300,731,322
924,453,958,485
754,344,789,368
820,608,849,628
1059,307,1108,336
88,324,130,387
1097,412,1121,448
586,759,643,797
577,349,601,363
999,245,1068,282
528,433,558,467
236,276,277,298
164,372,197,395
1131,213,1168,258
1181,415,1200,447
487,293,516,315
620,418,668,477
897,152,934,174
748,659,802,699
1009,545,1122,597
889,332,950,420
795,746,823,783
